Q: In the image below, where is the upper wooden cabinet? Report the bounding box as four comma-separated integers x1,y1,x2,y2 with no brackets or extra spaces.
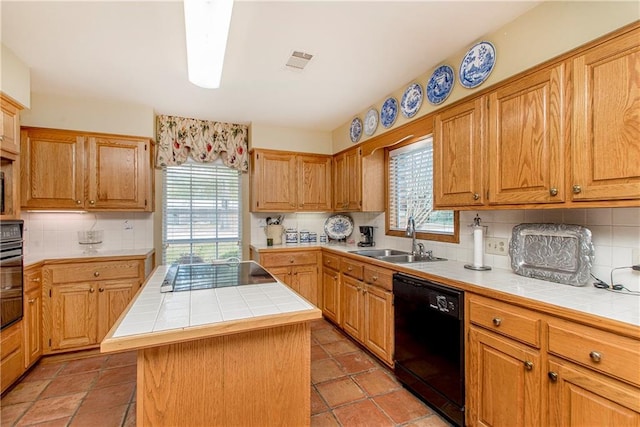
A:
20,127,154,211
250,149,331,212
434,97,486,207
1,95,21,155
0,94,22,220
333,147,384,212
571,28,640,201
488,62,567,205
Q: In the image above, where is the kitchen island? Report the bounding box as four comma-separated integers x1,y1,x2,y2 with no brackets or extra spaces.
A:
101,263,322,427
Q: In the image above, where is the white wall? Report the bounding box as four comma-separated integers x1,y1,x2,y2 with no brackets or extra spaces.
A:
250,123,332,154
0,44,30,108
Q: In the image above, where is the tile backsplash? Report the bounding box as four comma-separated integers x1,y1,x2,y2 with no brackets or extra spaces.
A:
251,207,640,290
20,211,154,255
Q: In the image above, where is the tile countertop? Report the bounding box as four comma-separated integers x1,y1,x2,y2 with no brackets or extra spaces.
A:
101,263,321,352
252,242,640,328
24,248,155,266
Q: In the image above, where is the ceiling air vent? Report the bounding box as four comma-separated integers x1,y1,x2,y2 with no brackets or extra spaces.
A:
286,51,313,70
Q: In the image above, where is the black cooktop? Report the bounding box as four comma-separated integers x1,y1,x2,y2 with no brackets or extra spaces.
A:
160,261,278,293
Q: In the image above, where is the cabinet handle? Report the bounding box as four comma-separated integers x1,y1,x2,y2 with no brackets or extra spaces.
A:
549,187,558,196
333,276,338,280
371,275,378,281
347,266,353,271
572,185,582,194
492,317,502,326
289,258,294,263
76,200,82,205
90,287,95,293
31,277,41,282
28,298,35,304
94,271,100,277
326,260,331,265
99,287,105,292
589,351,602,363
548,371,558,382
524,361,534,371
89,200,96,205
473,193,480,201
293,272,298,276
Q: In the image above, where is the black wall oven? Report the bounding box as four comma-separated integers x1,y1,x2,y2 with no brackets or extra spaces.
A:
393,272,465,427
1,220,24,330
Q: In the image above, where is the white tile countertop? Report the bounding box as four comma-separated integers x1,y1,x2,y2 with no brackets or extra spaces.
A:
108,264,318,339
24,248,155,266
252,242,640,327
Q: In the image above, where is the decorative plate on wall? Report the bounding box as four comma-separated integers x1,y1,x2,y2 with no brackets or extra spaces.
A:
380,97,399,128
400,83,423,118
364,108,378,136
426,64,455,105
459,41,496,89
324,214,354,240
349,117,363,143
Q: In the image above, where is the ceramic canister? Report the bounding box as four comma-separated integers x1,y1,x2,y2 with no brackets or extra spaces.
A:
285,229,298,244
299,230,310,243
309,232,317,243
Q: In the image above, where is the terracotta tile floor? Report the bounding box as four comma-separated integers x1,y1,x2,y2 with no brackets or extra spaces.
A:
1,319,451,427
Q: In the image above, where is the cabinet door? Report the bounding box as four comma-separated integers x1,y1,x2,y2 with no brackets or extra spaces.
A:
97,281,135,341
572,29,640,201
50,283,98,350
467,326,541,427
548,359,640,427
297,155,332,211
267,266,292,286
251,150,297,211
321,267,340,324
293,264,318,306
434,97,486,207
1,322,24,393
21,129,85,209
333,153,347,210
344,148,362,210
1,96,20,154
488,63,567,205
363,284,393,366
341,275,364,341
24,286,43,368
87,136,150,210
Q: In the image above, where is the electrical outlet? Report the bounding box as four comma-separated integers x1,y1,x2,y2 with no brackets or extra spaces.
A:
632,248,640,265
485,237,509,256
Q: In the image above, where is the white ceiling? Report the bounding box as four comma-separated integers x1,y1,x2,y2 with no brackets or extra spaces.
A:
1,1,540,132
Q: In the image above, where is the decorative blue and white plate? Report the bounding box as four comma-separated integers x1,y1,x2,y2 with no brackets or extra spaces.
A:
380,97,398,128
426,64,455,105
324,214,354,240
459,41,496,89
349,117,363,143
400,83,423,118
364,108,378,136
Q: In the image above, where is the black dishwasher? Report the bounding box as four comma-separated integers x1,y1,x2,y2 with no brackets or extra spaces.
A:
393,272,465,427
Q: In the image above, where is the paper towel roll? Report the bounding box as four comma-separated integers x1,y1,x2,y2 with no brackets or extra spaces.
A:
473,226,483,267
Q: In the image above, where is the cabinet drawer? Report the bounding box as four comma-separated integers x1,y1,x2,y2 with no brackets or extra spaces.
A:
341,259,364,280
261,251,318,267
49,260,140,284
468,296,541,348
363,266,393,291
548,318,640,386
1,322,22,360
322,253,341,271
24,268,42,293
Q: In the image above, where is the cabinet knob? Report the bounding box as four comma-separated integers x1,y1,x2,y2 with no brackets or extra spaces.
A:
548,371,558,382
524,361,534,371
89,200,96,205
28,298,35,304
333,275,338,280
94,271,100,277
372,275,378,281
293,272,298,276
99,287,105,292
31,277,41,282
473,193,480,201
347,266,353,271
589,351,602,363
90,287,95,293
76,200,82,205
492,317,502,326
572,185,582,194
549,187,558,196
326,260,331,265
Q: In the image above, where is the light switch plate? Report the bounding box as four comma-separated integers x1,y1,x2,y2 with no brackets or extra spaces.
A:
486,237,509,256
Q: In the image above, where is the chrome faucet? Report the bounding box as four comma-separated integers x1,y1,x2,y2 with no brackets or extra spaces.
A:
405,216,418,256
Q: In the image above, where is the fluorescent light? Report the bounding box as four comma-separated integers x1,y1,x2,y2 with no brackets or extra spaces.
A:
183,0,234,89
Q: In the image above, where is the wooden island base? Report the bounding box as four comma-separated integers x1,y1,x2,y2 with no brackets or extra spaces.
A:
137,322,311,427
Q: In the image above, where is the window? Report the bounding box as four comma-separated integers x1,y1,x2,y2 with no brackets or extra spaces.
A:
163,161,242,264
387,136,458,242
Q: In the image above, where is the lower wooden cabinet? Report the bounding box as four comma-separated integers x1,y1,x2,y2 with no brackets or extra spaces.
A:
23,266,43,368
1,321,24,394
43,258,146,353
259,250,320,306
321,266,341,325
341,275,364,340
362,283,393,365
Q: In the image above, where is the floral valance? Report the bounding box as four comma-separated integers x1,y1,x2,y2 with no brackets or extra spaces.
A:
156,115,249,172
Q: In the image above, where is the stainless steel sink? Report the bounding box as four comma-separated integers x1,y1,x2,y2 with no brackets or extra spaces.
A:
375,254,447,264
349,249,409,257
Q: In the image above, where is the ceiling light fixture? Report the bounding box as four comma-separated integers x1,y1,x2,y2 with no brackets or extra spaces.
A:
183,0,234,89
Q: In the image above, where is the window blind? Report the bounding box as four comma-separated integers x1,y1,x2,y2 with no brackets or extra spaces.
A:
388,137,454,234
162,161,242,264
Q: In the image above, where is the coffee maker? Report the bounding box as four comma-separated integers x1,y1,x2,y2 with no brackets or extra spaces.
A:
357,226,375,247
